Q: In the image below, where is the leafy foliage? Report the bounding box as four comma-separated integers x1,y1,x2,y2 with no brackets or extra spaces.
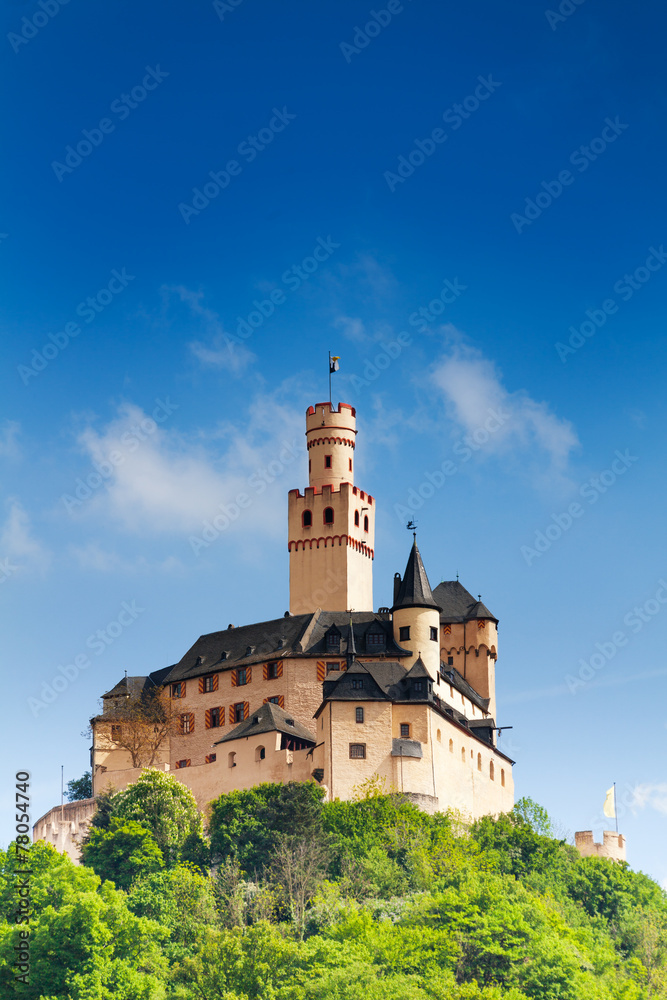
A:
65,772,92,802
15,784,667,998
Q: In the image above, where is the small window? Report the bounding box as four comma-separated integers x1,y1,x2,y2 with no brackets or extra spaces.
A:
266,695,281,705
324,506,334,525
477,753,482,771
449,738,454,753
436,729,441,742
501,768,505,787
355,707,364,724
349,743,366,759
399,626,410,642
111,724,121,739
236,667,248,686
430,627,438,641
203,675,215,693
302,510,312,528
256,745,266,761
349,458,352,470
448,656,454,666
228,752,236,768
267,661,279,679
461,747,465,763
326,662,340,672
209,706,221,728
233,702,245,723
414,681,423,693
363,515,369,532
327,631,340,652
176,759,189,769
400,723,410,738
171,682,184,698
205,753,216,764
490,761,495,781
354,510,360,526
180,713,192,734
325,455,332,468
309,459,311,471
351,679,364,690
366,631,385,648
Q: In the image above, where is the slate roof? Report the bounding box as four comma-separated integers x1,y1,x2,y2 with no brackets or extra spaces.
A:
213,701,316,746
442,666,490,711
431,580,497,623
392,541,441,611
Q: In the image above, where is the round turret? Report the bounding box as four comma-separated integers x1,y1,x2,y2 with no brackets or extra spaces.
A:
305,402,356,489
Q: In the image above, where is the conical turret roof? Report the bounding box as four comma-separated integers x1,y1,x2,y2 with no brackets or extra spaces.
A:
392,541,441,612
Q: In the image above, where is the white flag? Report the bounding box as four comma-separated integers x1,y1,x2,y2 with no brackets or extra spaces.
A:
603,786,615,818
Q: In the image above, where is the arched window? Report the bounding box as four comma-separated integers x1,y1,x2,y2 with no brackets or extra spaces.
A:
461,747,465,763
501,768,505,787
324,507,334,525
490,761,495,781
256,745,265,761
228,752,236,768
449,739,453,753
364,515,369,532
477,753,482,771
302,510,312,528
354,510,360,526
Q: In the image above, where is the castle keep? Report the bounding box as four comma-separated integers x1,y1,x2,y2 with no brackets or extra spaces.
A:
88,401,514,818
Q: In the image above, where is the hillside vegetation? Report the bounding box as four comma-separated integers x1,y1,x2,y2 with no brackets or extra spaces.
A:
2,772,666,999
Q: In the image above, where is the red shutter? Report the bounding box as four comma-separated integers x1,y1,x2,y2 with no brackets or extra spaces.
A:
243,702,249,720
199,677,204,694
182,682,187,696
231,670,237,687
229,703,235,723
247,666,252,684
205,709,211,729
263,663,268,680
213,673,219,691
317,661,326,682
477,619,485,630
444,624,452,635
278,695,284,708
277,660,283,677
186,759,191,767
189,712,195,733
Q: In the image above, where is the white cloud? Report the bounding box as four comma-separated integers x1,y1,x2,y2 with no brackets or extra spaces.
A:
0,498,50,576
431,334,579,476
631,783,667,816
164,285,255,375
71,543,184,575
0,421,20,459
334,315,367,343
70,393,304,542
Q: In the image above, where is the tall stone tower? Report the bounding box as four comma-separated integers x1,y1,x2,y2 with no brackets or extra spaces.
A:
288,402,375,614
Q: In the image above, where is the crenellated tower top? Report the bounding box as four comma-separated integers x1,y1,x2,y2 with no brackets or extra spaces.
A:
305,402,357,490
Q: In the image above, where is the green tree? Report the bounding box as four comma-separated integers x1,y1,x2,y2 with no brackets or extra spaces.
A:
513,796,553,837
112,768,206,865
80,816,164,890
66,770,93,801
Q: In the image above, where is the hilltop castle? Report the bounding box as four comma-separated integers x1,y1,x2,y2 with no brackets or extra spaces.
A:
83,400,514,818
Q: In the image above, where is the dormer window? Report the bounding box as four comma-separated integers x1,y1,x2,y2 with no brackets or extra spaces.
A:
352,679,364,690
366,630,385,650
303,510,312,528
414,680,423,693
326,632,341,653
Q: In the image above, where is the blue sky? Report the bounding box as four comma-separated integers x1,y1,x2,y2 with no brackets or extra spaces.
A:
2,0,666,881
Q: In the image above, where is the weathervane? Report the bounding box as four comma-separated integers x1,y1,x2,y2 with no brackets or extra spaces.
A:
406,519,417,541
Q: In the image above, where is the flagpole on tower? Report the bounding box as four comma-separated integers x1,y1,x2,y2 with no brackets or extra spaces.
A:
328,351,332,405
614,782,618,833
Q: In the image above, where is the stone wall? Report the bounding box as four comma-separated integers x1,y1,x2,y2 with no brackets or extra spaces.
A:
575,830,626,862
32,798,97,864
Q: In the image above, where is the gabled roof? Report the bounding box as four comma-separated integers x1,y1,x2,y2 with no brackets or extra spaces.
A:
432,581,497,624
392,541,441,612
404,656,431,681
214,701,316,745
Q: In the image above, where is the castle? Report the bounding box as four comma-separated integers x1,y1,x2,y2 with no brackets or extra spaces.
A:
34,400,516,858
87,400,514,817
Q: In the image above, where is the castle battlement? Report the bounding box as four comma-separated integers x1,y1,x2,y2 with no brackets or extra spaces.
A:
575,830,626,862
288,483,374,502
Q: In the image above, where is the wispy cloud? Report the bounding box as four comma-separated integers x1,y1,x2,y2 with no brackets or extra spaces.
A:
431,333,579,478
69,391,304,541
164,285,255,375
631,784,667,816
0,498,50,576
0,421,21,459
